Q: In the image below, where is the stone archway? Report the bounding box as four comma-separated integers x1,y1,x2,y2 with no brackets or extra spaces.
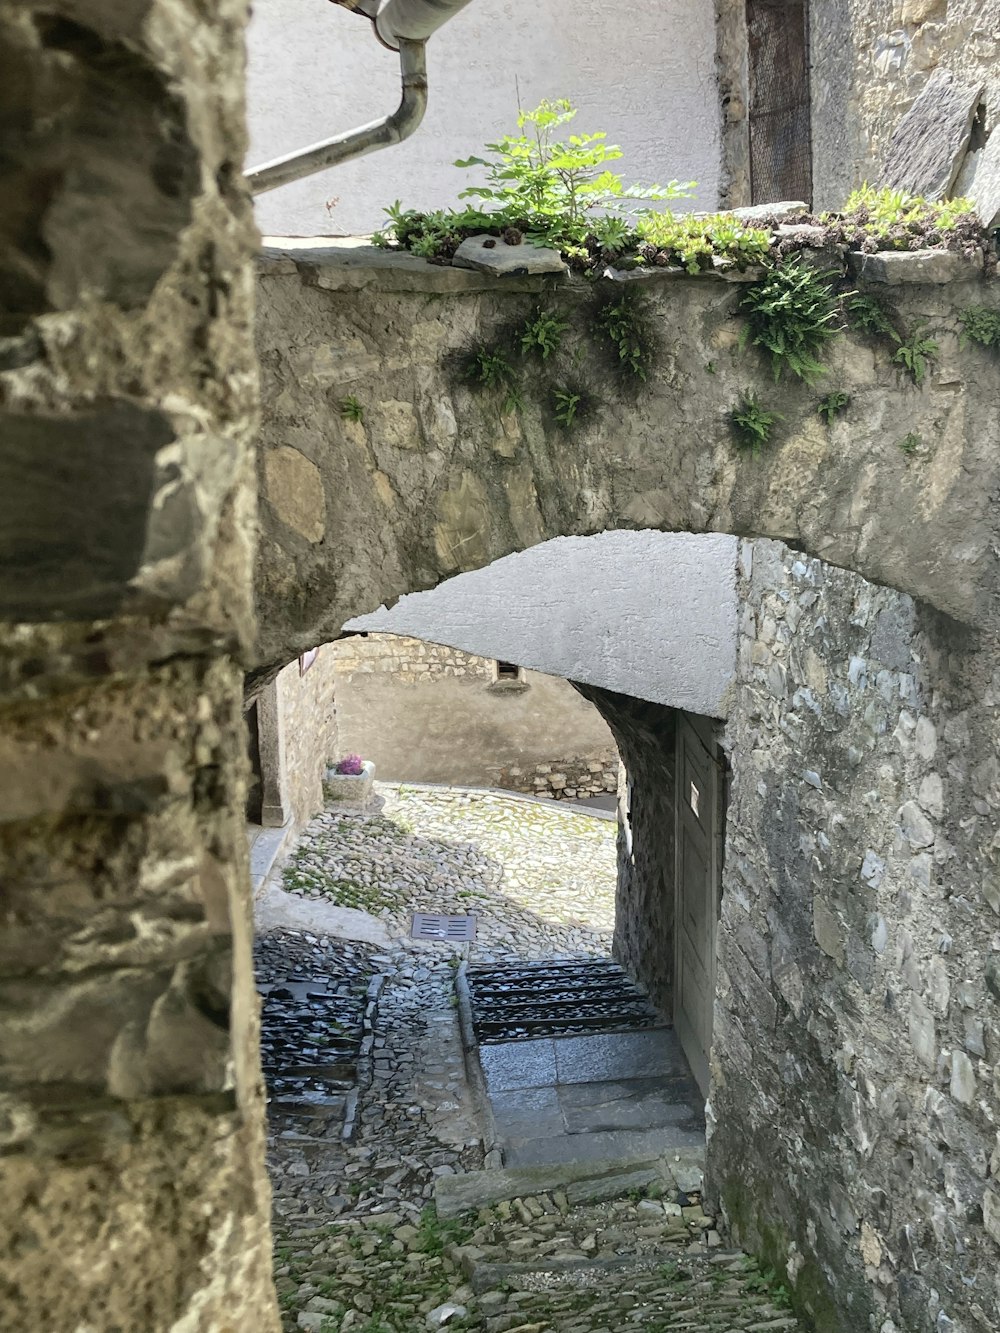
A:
251,246,1000,1324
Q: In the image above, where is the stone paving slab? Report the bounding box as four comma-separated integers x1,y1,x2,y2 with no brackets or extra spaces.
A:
435,1158,680,1218
505,1123,706,1169
558,1077,704,1133
554,1029,691,1084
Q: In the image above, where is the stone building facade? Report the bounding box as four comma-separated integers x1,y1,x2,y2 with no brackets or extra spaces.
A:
716,0,1000,211
331,632,619,799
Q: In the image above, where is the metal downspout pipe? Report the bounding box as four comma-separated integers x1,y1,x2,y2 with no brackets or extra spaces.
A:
245,0,475,196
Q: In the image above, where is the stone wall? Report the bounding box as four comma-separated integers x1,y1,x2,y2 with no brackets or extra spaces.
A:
710,541,999,1333
275,647,341,829
254,243,1000,674
331,634,618,794
717,0,1000,211
576,687,680,1018
0,4,277,1329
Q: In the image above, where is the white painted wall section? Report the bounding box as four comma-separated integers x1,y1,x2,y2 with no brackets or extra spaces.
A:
246,0,722,236
345,532,740,717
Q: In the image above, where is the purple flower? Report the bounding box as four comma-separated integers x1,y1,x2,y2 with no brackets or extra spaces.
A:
335,754,364,775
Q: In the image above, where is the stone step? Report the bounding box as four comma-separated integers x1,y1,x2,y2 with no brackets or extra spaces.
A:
434,1148,705,1217
463,1247,747,1294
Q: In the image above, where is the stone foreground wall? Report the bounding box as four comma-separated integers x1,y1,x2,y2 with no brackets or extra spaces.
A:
332,634,618,794
710,541,999,1333
0,4,277,1329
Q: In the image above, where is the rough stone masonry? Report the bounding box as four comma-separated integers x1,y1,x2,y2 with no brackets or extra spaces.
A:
0,3,279,1329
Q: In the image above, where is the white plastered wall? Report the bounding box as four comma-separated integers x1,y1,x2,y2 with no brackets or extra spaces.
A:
345,532,740,718
246,0,723,236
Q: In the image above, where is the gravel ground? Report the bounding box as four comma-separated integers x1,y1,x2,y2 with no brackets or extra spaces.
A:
262,788,803,1333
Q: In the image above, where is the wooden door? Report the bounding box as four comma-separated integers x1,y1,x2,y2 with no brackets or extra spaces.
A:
674,714,723,1097
746,0,813,205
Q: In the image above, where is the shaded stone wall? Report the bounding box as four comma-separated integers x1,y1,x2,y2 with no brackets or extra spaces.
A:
0,3,277,1328
575,686,680,1018
332,636,618,793
710,540,999,1333
275,647,340,829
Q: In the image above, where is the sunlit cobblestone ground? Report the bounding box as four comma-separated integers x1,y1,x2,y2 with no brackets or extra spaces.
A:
281,785,618,958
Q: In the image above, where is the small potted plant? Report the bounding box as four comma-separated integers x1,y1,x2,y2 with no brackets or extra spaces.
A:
323,753,375,805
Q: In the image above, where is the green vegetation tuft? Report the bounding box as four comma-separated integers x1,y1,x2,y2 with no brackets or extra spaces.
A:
738,259,841,382
730,394,781,456
959,305,1000,349
817,391,851,423
520,308,569,360
550,383,596,429
592,289,655,383
892,325,938,385
339,395,365,423
637,211,771,274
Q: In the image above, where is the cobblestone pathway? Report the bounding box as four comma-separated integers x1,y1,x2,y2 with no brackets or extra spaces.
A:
281,786,617,959
263,789,804,1333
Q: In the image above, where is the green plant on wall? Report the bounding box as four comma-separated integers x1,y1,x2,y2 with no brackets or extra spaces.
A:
593,289,655,383
520,308,569,360
830,184,975,249
817,391,851,423
461,343,516,391
339,395,364,423
892,325,938,385
730,394,781,456
959,306,1000,349
454,98,693,254
550,384,595,429
738,259,841,382
845,293,900,344
898,431,922,458
637,211,771,274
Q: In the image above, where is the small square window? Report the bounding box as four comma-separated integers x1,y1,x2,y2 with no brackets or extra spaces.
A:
495,661,522,681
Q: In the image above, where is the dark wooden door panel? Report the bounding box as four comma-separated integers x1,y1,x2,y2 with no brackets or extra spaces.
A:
747,0,813,205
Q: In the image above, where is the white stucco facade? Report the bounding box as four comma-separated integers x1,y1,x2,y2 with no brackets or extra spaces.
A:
345,532,740,717
246,0,722,236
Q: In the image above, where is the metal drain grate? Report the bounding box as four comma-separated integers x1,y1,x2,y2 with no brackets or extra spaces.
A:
466,958,660,1042
411,912,477,942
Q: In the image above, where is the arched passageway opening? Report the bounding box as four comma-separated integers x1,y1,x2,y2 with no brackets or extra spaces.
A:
249,525,999,1333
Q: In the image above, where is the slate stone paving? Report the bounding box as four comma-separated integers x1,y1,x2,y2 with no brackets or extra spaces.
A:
263,787,804,1332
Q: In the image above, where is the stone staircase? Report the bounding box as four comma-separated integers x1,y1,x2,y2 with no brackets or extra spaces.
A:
435,1158,804,1333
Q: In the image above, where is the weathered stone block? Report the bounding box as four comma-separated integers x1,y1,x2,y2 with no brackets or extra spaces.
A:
453,235,568,277
847,249,980,285
881,67,983,198
264,446,326,542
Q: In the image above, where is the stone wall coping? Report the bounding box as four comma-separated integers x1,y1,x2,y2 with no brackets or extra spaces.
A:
259,234,992,294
